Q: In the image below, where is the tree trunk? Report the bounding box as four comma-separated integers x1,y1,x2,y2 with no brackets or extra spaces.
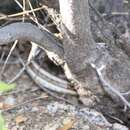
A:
59,0,100,92
59,0,130,108
59,0,95,74
59,0,103,106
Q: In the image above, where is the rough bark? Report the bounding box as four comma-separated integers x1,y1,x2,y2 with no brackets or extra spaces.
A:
128,0,130,29
59,0,130,108
59,0,97,75
39,0,59,10
59,0,102,94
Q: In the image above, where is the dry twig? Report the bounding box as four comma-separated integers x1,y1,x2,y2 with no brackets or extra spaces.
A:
91,63,130,111
0,6,45,20
0,40,18,79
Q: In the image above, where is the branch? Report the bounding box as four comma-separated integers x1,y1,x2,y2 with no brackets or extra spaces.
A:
91,63,130,110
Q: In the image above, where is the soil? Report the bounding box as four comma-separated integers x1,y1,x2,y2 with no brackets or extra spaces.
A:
0,64,100,130
0,57,129,130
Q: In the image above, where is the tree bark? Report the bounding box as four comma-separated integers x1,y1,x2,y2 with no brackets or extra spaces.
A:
59,0,103,97
59,0,96,74
59,0,130,108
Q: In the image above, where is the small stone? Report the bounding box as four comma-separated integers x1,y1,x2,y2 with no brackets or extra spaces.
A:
44,123,59,130
112,123,128,130
31,107,39,112
15,115,27,125
47,103,58,114
4,96,16,106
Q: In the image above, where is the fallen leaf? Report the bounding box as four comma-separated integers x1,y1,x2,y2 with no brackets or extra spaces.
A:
0,81,16,93
57,119,74,130
0,103,4,109
54,33,63,39
3,103,14,109
0,96,16,110
15,115,27,125
0,102,14,110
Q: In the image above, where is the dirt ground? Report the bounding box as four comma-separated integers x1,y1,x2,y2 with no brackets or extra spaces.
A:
0,64,103,130
0,58,129,130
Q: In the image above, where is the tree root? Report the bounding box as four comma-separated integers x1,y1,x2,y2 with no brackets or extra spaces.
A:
91,63,130,110
0,22,78,95
0,22,64,57
18,57,77,95
1,22,130,108
31,61,68,88
45,50,98,106
26,64,77,95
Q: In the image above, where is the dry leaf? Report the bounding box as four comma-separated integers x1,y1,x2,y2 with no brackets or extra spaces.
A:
0,102,14,109
15,115,27,125
58,119,74,130
3,103,14,109
0,102,4,109
54,33,63,39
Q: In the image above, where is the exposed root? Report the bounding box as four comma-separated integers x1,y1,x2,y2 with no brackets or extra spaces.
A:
31,61,68,88
0,22,77,95
26,65,77,95
91,63,130,111
14,0,39,64
35,85,77,105
45,50,98,106
0,22,63,57
18,56,77,95
0,22,124,107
